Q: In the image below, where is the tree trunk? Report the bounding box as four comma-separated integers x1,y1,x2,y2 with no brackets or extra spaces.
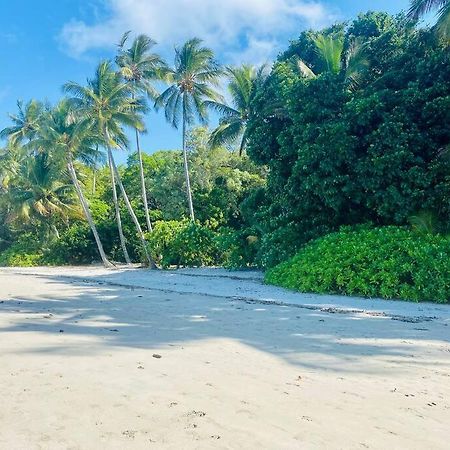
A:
107,150,132,265
67,160,113,268
135,128,153,233
182,112,195,221
108,149,157,269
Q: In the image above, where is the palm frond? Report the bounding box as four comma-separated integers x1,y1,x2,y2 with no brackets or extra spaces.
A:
408,0,446,20
313,33,344,75
296,58,317,79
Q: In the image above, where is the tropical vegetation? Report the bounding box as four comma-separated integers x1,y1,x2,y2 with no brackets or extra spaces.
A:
0,5,449,303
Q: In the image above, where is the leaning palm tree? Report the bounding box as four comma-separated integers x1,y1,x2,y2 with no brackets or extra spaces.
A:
28,100,113,267
156,38,223,221
408,0,449,38
116,32,167,233
206,65,267,156
296,33,369,90
64,61,156,267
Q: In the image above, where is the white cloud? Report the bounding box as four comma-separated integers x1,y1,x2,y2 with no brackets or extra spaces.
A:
59,0,336,63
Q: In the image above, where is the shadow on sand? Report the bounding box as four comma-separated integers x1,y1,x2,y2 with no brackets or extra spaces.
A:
1,272,449,373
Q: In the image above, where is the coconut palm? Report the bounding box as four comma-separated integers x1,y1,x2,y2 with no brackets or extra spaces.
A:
64,61,156,267
206,65,267,156
0,99,44,145
0,142,25,191
156,38,223,221
6,151,78,238
27,101,113,267
296,34,369,90
116,32,167,233
408,0,449,38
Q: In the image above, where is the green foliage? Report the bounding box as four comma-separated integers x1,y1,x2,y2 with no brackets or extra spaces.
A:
256,224,305,269
146,220,220,268
266,227,450,303
43,224,104,265
123,128,266,225
246,12,450,253
145,220,186,267
0,233,43,267
216,227,260,268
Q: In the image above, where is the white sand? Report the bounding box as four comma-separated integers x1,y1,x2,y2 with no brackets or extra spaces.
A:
0,267,449,449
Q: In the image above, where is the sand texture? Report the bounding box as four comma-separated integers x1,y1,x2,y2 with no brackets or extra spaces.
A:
1,267,449,449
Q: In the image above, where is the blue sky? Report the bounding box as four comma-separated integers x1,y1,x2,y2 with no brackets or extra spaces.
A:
0,0,410,163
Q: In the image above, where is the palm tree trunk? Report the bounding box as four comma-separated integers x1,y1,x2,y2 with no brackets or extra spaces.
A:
182,111,195,221
108,149,157,269
135,128,153,232
107,150,132,265
67,160,113,268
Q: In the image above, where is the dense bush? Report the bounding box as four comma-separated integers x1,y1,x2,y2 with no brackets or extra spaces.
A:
246,13,450,251
146,220,221,268
266,227,450,303
0,233,43,267
43,224,106,265
216,227,260,268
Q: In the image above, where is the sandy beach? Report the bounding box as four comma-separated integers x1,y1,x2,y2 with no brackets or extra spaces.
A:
0,267,449,449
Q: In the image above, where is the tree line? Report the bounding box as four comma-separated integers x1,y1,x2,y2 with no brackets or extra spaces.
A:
0,3,448,271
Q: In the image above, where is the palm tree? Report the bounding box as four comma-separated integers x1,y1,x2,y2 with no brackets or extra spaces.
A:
6,151,78,238
408,0,449,38
0,142,25,191
296,34,369,90
28,101,113,267
116,32,167,233
64,61,156,267
206,65,267,156
0,100,44,145
156,38,223,221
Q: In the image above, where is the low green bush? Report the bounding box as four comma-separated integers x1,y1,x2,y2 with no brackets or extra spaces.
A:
265,226,450,303
146,220,221,268
0,233,44,267
43,224,100,265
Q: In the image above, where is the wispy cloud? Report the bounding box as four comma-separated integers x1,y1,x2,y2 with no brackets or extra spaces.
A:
59,0,336,63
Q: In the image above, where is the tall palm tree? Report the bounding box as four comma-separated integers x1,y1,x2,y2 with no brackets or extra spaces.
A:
296,34,369,90
64,61,156,267
156,38,223,221
206,65,267,156
28,101,113,267
116,32,167,233
408,0,449,38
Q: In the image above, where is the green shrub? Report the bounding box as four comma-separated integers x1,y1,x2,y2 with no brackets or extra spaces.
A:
146,220,187,267
0,233,44,267
43,222,121,265
216,227,260,268
265,226,450,303
146,220,221,268
171,222,221,267
256,223,307,268
43,224,100,265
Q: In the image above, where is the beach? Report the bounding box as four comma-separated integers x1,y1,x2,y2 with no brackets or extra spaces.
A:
1,267,449,449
